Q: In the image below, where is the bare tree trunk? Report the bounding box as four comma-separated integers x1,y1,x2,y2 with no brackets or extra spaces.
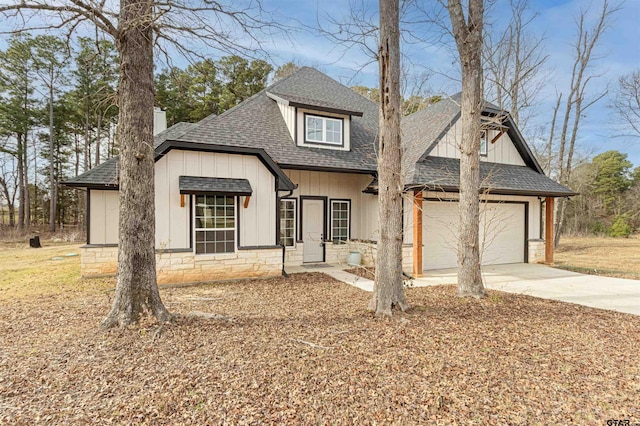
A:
84,108,91,173
49,82,56,232
546,93,562,174
102,0,171,328
369,0,408,315
23,138,30,229
449,0,485,298
16,134,25,230
95,111,102,166
553,1,616,248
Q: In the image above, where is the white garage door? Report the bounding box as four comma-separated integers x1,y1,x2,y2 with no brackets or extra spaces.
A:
422,201,525,270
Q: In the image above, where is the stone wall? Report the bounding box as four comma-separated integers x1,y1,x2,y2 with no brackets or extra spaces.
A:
284,240,414,273
81,245,118,276
80,245,282,284
528,239,546,264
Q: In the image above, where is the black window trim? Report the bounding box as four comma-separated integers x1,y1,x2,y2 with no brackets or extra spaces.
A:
329,198,351,243
192,194,238,255
303,112,345,148
279,197,298,249
480,130,488,157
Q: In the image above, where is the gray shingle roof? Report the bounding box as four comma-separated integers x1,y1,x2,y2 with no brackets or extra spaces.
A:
408,156,575,196
176,67,379,172
179,176,252,196
63,122,195,188
63,67,572,198
267,92,364,116
401,97,460,183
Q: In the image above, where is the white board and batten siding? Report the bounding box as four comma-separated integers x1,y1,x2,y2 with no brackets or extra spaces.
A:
430,120,526,166
284,169,379,241
89,150,277,248
89,190,119,245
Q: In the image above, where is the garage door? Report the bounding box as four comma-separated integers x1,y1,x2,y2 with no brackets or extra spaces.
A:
422,201,525,270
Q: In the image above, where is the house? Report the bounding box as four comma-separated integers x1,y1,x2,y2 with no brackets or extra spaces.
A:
64,67,574,284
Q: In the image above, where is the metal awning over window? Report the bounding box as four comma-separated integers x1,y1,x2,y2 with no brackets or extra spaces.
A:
179,176,253,196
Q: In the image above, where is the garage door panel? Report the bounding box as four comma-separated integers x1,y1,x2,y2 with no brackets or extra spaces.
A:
423,201,525,270
479,204,525,265
423,202,459,270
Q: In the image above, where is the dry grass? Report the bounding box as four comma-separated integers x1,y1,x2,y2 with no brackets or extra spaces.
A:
0,243,110,301
556,236,640,279
0,248,639,424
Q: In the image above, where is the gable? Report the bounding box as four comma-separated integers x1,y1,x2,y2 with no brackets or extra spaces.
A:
429,118,526,166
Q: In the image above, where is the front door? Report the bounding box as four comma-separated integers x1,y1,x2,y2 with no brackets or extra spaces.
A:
302,198,325,262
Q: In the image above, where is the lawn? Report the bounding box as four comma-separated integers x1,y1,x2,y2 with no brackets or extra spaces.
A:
556,236,640,279
1,244,639,424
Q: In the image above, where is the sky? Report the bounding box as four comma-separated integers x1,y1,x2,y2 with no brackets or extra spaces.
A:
259,0,640,167
1,0,639,167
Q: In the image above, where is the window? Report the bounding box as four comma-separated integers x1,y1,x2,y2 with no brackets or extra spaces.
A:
194,195,235,254
480,131,488,156
330,200,350,242
280,198,296,248
305,114,343,145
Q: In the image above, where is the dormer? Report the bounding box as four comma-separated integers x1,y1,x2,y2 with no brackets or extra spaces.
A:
267,92,363,152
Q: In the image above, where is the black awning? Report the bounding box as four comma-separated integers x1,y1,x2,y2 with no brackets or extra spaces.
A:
179,176,253,196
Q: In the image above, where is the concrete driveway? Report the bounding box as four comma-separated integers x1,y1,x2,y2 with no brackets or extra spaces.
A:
414,263,640,315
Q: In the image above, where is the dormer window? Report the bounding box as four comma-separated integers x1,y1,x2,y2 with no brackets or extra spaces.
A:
305,114,343,146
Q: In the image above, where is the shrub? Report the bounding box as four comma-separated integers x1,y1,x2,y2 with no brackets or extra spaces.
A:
609,215,633,238
590,221,607,235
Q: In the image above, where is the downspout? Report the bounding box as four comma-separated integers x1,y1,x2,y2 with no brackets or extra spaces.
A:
276,176,296,277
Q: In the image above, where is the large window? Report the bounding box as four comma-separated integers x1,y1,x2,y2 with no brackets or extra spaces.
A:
305,114,343,145
194,195,235,254
280,198,297,248
330,200,350,242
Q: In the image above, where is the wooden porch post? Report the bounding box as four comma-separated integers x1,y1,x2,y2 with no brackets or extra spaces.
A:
413,190,423,276
545,197,554,264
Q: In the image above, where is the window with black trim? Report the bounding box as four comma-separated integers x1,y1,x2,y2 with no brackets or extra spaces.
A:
280,198,296,248
330,200,350,242
194,195,235,254
480,130,488,156
305,114,343,145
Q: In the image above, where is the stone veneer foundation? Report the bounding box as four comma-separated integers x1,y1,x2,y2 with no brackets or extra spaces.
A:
81,245,282,284
284,240,414,273
527,239,546,264
83,239,540,285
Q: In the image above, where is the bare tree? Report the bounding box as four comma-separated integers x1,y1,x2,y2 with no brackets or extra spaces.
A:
484,0,549,129
1,0,285,327
611,70,640,138
369,0,408,315
447,0,485,298
553,0,619,247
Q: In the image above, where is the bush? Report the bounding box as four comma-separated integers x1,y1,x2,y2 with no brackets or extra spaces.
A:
590,221,607,235
609,215,633,238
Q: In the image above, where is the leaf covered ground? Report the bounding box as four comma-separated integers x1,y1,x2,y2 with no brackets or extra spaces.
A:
1,271,639,425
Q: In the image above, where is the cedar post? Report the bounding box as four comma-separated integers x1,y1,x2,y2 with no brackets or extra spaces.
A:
545,197,554,264
413,190,423,276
